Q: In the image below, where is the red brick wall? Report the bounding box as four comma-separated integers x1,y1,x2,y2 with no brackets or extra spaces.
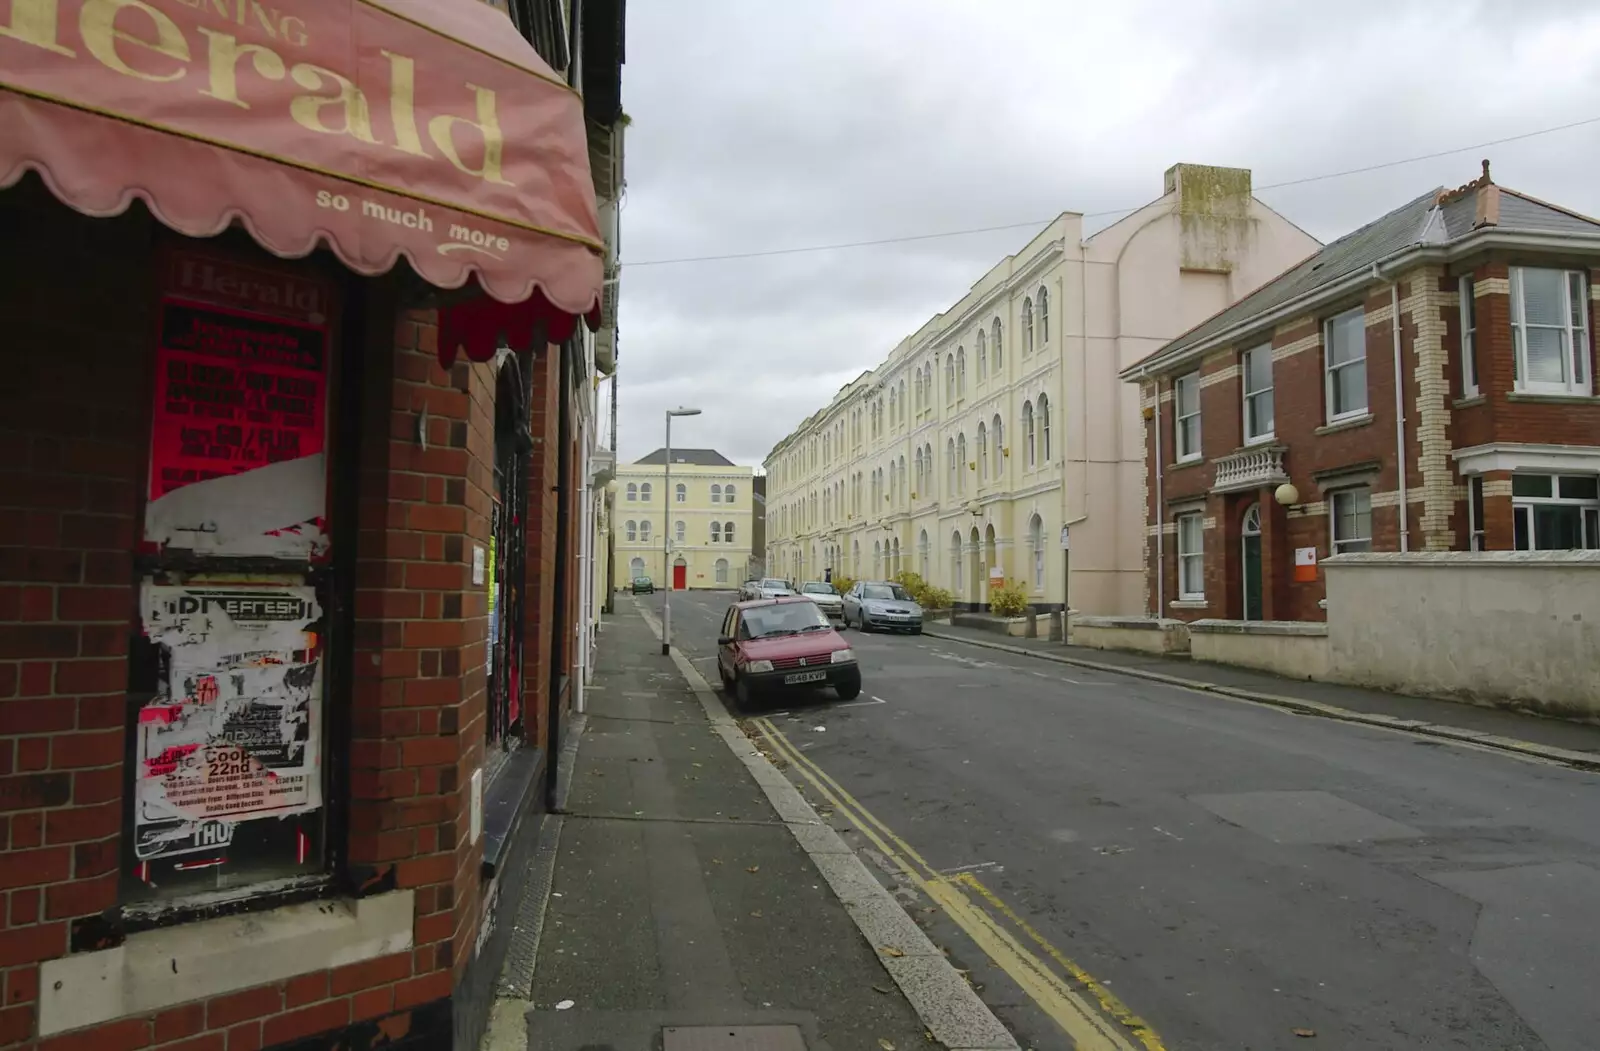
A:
0,180,150,1047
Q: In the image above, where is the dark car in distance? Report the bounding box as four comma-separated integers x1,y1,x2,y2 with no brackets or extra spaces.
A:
716,596,860,707
631,575,654,594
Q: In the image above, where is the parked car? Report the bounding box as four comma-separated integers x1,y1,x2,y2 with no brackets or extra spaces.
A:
631,575,654,595
841,580,923,634
753,577,795,599
716,596,860,705
739,579,762,600
797,581,843,619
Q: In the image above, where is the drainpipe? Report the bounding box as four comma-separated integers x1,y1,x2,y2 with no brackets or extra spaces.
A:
1143,366,1165,616
1380,266,1410,552
547,339,574,808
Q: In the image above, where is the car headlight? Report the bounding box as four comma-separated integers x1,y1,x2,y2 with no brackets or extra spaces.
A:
831,649,855,664
745,659,773,673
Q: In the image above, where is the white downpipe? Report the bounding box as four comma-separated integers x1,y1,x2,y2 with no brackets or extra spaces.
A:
1387,275,1410,552
574,432,591,712
1146,368,1165,615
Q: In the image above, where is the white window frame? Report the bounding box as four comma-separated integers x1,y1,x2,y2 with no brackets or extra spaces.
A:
1458,275,1479,397
625,483,637,502
1329,486,1372,554
1037,287,1049,344
1174,371,1202,462
639,520,653,543
711,522,722,543
725,485,736,504
1175,512,1204,600
724,521,736,544
1511,473,1600,551
1510,267,1591,396
675,520,686,543
1467,475,1486,551
1323,307,1368,422
1241,344,1274,444
626,520,637,542
715,558,729,584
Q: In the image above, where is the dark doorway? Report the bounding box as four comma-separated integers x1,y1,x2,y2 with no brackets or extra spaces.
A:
1242,502,1263,622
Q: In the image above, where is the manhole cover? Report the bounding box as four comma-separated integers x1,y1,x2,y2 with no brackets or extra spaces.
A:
662,1025,807,1051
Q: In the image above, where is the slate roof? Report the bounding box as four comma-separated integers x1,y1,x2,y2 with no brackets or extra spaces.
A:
1130,173,1600,375
632,448,736,467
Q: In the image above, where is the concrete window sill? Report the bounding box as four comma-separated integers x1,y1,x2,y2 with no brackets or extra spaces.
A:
1166,458,1206,472
1454,394,1486,409
1506,391,1600,405
1169,599,1208,610
1314,413,1374,436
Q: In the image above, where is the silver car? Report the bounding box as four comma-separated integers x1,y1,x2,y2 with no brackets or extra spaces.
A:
754,577,795,599
841,581,923,634
797,581,843,619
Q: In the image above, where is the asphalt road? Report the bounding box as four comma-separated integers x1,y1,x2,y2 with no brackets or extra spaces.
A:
652,589,1600,1051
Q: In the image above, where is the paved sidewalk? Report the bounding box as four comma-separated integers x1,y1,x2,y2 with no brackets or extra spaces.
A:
923,622,1600,766
502,604,1011,1050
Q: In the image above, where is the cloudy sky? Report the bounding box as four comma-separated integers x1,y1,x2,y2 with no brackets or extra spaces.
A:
609,0,1600,467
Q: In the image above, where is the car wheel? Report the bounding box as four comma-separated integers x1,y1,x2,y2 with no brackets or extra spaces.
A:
718,661,733,689
734,673,757,710
836,675,862,701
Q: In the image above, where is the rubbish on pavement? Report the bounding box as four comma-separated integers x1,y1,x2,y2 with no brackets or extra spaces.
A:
555,1000,575,1011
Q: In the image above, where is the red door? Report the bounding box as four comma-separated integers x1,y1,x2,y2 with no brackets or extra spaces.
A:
673,563,688,590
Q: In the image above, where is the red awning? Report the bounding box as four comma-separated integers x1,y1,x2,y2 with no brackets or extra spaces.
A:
0,0,603,330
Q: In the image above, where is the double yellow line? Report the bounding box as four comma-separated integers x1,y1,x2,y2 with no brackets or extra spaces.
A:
755,716,1167,1051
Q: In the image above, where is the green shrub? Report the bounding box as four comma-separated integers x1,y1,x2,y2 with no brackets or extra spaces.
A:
892,571,954,612
988,579,1030,617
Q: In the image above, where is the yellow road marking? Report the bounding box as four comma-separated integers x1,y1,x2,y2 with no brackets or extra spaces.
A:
756,717,1167,1051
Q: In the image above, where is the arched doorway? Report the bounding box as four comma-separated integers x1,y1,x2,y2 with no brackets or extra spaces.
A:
630,556,646,581
918,530,930,579
968,527,982,601
673,557,688,590
950,531,963,594
1242,503,1263,621
984,524,997,581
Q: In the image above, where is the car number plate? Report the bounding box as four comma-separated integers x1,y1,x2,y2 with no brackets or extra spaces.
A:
784,670,827,684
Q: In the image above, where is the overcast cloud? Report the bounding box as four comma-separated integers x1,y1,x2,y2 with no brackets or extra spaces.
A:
611,0,1600,467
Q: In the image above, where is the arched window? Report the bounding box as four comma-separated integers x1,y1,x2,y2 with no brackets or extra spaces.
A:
992,414,1004,478
1022,297,1034,353
950,531,963,593
715,558,729,583
626,520,637,542
725,484,736,504
891,537,901,576
873,540,882,578
675,520,686,543
946,438,957,494
1039,394,1052,461
711,522,722,543
976,423,988,482
724,522,735,544
630,556,646,578
889,388,897,427
626,483,638,501
956,433,968,494
898,379,906,424
640,483,653,501
945,356,955,403
898,456,906,503
1030,514,1045,590
913,448,924,495
1037,286,1050,343
992,318,1003,369
639,520,652,542
710,483,722,504
675,482,686,503
853,539,861,573
956,347,966,396
976,329,987,381
1023,401,1036,467
919,529,930,578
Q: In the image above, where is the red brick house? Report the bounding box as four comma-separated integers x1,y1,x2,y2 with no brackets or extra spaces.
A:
1123,162,1600,623
0,1,623,1049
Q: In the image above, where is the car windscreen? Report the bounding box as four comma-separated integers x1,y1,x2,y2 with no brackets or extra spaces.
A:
741,602,831,638
759,579,788,589
861,584,910,601
801,583,836,595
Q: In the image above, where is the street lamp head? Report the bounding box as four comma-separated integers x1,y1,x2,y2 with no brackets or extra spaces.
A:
667,407,702,417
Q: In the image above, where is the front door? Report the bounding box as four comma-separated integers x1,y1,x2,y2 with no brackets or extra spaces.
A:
1242,503,1263,621
673,562,688,589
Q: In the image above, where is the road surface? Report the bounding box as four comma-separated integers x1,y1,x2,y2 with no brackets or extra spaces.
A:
650,589,1600,1051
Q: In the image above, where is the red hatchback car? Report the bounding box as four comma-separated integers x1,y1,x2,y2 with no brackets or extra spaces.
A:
716,596,861,706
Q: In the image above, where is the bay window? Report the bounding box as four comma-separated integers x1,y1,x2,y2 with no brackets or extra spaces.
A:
1512,474,1600,550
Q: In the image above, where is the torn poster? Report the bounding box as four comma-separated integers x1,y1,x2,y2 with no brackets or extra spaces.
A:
143,298,329,559
136,583,323,859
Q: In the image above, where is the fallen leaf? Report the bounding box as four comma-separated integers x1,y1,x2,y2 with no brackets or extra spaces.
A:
871,985,892,995
879,1040,896,1050
746,865,760,874
555,999,575,1011
750,910,764,918
711,858,723,865
880,947,905,958
1292,1029,1317,1039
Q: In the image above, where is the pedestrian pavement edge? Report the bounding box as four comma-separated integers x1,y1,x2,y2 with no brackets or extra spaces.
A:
636,604,1020,1051
920,628,1600,773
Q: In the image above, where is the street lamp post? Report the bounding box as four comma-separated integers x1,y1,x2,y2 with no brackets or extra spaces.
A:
662,407,702,656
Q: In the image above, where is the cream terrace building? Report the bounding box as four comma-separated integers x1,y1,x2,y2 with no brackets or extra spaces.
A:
616,448,754,590
764,163,1322,614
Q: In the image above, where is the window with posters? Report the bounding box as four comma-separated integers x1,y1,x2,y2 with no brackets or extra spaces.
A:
486,358,530,770
125,247,340,908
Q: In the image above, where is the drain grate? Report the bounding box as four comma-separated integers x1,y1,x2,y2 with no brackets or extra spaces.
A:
662,1025,808,1051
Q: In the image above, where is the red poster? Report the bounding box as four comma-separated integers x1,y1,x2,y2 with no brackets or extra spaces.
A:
145,297,330,558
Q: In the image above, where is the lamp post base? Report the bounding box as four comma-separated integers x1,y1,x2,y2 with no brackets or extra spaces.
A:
660,641,670,656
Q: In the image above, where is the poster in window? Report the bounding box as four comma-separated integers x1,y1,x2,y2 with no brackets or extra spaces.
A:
134,583,323,860
144,297,329,559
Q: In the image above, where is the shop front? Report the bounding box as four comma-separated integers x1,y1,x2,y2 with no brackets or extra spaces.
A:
1,1,602,1047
